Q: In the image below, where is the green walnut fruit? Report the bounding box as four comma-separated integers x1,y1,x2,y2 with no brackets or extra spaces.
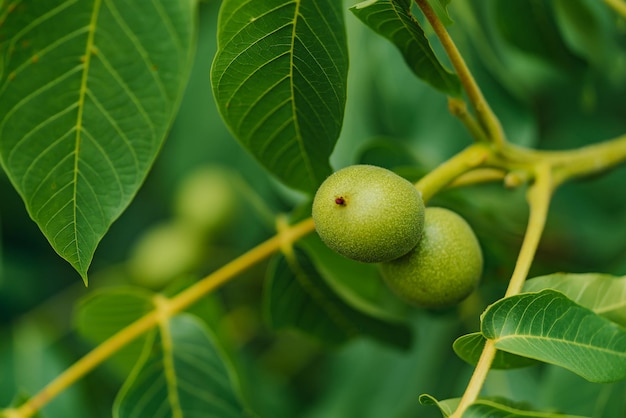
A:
380,207,483,309
312,164,425,263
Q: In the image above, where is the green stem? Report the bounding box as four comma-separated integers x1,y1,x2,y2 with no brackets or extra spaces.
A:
416,143,493,202
448,168,506,188
451,164,553,417
447,97,489,143
550,134,626,187
414,0,507,147
504,164,553,296
450,340,497,418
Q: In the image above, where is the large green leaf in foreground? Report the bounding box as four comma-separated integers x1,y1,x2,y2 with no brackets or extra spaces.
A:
0,0,196,282
482,290,626,383
211,0,348,193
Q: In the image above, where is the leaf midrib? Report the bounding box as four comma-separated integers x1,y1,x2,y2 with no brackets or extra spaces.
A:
289,0,318,188
493,333,626,357
72,0,101,276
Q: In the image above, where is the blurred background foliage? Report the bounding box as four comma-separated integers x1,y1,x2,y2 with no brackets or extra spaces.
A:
1,0,626,417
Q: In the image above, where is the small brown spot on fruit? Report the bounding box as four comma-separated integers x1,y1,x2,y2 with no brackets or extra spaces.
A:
335,197,345,206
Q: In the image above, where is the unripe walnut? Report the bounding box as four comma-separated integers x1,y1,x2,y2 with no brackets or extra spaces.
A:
312,165,425,263
380,207,483,309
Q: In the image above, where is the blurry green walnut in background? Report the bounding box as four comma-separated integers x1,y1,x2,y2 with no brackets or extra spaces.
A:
312,165,425,263
129,166,238,288
380,207,483,309
128,220,204,289
174,166,238,234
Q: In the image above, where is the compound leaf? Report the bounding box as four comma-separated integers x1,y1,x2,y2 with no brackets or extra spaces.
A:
113,314,251,418
0,0,196,283
211,0,348,193
350,0,460,96
481,290,626,383
265,246,412,349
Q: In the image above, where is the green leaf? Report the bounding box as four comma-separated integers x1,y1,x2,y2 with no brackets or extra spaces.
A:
211,0,348,193
464,399,589,418
0,0,196,282
350,0,461,96
523,273,626,327
113,313,251,418
453,332,538,369
265,247,412,349
481,290,626,383
419,394,588,418
74,287,156,376
419,394,459,417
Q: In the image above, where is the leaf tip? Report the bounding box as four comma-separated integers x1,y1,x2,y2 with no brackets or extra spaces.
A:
78,269,89,287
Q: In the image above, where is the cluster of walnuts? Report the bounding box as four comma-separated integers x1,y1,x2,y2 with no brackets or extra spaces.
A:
312,165,483,309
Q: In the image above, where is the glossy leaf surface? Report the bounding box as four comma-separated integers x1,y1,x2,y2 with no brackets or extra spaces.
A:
211,0,348,193
0,0,196,282
482,290,626,383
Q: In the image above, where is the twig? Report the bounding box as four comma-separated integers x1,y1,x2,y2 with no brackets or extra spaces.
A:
416,143,493,202
415,0,507,147
450,164,553,417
